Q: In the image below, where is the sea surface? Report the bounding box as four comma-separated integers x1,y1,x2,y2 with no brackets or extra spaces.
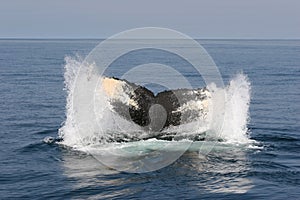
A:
0,39,299,199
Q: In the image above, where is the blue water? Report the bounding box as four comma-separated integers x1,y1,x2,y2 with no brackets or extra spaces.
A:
1,39,299,199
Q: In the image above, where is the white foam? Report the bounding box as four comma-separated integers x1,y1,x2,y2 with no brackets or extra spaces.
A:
59,57,252,149
208,73,251,143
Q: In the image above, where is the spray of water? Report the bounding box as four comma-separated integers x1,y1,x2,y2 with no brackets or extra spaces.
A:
58,57,252,149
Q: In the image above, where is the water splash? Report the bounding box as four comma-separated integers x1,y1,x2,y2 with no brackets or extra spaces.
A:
58,57,252,148
219,73,251,143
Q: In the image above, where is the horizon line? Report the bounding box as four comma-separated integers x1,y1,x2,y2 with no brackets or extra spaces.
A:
0,37,299,40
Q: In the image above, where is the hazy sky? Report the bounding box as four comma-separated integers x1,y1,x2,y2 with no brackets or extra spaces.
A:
0,0,299,39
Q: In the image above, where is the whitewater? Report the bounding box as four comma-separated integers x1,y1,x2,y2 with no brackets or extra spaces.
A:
58,56,252,152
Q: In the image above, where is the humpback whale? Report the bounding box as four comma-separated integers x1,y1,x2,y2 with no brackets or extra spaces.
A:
101,77,211,132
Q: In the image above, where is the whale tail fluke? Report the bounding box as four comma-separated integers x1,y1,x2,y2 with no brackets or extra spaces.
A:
101,77,211,132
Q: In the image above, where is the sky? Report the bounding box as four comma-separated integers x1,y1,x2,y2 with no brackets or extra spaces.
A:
0,0,299,39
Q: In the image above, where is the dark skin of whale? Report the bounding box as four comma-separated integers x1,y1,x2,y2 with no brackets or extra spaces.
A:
107,77,210,133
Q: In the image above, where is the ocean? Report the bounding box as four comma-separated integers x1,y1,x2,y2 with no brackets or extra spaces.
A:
0,39,299,199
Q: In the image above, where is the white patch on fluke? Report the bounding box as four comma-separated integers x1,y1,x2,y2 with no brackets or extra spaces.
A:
101,77,140,109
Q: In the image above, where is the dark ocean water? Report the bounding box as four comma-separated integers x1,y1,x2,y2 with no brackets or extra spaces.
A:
1,39,299,199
